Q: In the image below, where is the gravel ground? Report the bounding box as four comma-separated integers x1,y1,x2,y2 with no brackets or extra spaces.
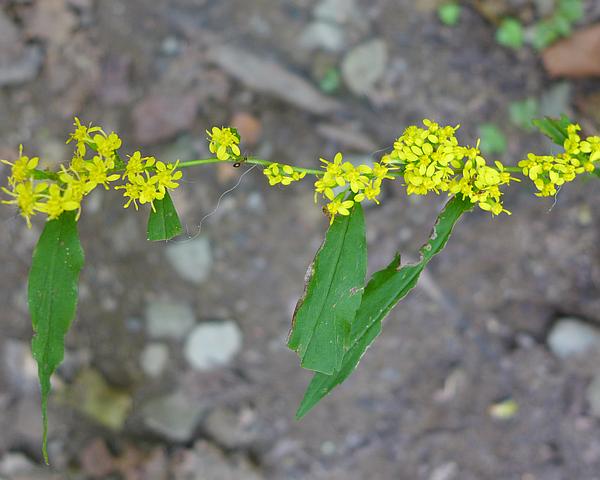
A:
1,0,600,478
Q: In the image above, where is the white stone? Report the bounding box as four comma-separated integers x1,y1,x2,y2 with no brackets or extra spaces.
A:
587,374,600,418
165,236,213,284
341,39,388,95
314,0,359,25
140,343,169,377
547,319,600,359
145,301,196,340
142,392,205,442
184,321,242,371
300,21,345,52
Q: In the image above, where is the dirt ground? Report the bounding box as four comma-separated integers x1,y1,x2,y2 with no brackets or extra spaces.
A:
1,0,600,479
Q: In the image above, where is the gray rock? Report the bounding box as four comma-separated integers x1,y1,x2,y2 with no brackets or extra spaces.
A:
0,12,42,86
300,21,345,52
165,236,213,284
587,374,600,418
145,300,196,340
429,462,458,480
547,319,600,358
539,82,572,118
0,453,36,476
171,441,264,480
203,406,259,449
246,192,265,212
2,339,39,394
162,135,197,163
111,215,139,254
184,321,242,371
0,12,22,63
132,93,199,145
142,391,206,442
0,46,43,87
207,46,341,115
342,39,388,95
140,343,169,377
314,0,360,26
316,122,377,152
11,397,43,448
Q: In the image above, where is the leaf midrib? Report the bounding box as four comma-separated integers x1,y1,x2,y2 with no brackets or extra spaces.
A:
38,219,64,375
305,213,352,357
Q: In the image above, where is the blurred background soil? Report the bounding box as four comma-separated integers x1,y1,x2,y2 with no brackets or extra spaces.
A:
1,0,600,478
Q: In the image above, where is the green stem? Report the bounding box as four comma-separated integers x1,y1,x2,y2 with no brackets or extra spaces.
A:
178,157,323,176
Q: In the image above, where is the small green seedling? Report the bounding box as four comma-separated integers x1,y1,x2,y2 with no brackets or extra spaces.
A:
438,2,462,26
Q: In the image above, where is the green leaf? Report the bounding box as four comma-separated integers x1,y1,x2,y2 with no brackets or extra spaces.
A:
478,124,508,155
288,203,367,375
558,0,583,22
147,191,183,241
496,18,524,50
320,68,341,94
532,20,560,50
296,195,472,419
509,98,539,131
532,114,572,146
28,211,85,463
551,13,572,36
438,2,462,27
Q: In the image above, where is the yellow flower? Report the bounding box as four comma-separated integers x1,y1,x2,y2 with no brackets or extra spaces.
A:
93,132,122,165
1,145,39,186
315,153,352,202
68,153,87,174
154,161,183,192
1,181,47,227
383,120,463,195
67,117,103,156
115,182,142,209
84,156,121,191
326,198,354,224
372,162,395,181
315,153,390,208
136,174,165,211
264,163,306,186
123,151,148,180
354,179,382,204
519,150,588,197
37,184,81,221
207,127,241,161
519,123,598,197
341,162,370,193
581,135,600,163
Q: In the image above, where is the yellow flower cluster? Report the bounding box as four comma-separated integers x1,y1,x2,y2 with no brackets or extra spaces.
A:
518,124,599,197
382,120,517,215
448,149,516,215
263,163,306,186
382,119,463,195
116,152,182,211
314,152,395,224
1,118,183,226
207,127,241,161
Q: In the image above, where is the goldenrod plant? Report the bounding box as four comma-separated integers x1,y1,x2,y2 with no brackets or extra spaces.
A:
2,115,599,462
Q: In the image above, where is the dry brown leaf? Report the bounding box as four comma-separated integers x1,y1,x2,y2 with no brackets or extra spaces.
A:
543,24,600,79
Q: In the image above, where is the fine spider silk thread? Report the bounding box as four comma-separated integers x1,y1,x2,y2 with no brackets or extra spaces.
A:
170,163,258,244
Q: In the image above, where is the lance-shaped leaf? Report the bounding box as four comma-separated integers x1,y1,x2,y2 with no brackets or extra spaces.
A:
29,211,85,462
288,203,367,375
296,195,472,418
532,114,572,146
147,190,183,241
